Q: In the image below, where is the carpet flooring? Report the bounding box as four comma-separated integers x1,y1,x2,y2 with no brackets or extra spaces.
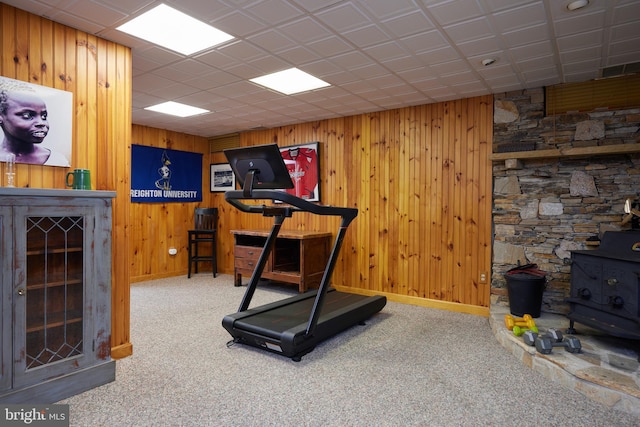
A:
60,274,640,426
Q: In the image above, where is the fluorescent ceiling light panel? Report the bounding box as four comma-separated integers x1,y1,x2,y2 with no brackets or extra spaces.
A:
250,68,330,95
116,4,234,55
145,101,209,117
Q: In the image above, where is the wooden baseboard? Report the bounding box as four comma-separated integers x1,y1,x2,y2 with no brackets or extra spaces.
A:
333,285,489,317
111,342,133,359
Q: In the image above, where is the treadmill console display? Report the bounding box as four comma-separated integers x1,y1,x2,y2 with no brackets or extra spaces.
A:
224,143,294,190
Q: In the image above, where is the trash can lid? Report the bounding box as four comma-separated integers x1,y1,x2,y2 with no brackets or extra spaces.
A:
507,272,545,280
506,263,546,277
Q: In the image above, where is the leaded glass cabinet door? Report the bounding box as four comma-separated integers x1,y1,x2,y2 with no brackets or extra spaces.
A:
0,206,12,392
12,205,95,389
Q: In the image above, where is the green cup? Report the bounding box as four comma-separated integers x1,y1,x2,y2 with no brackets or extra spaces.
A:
65,168,91,190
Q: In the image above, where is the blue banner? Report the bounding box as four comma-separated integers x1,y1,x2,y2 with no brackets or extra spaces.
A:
130,144,202,203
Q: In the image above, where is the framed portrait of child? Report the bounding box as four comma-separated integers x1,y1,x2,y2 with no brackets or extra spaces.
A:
0,76,72,167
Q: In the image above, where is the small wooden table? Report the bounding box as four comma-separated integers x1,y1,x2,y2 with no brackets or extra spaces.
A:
231,229,332,292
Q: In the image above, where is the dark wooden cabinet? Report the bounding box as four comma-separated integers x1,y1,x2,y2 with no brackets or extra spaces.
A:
0,188,115,403
232,229,331,292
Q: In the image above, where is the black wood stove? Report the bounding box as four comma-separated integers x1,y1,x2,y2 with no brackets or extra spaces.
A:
567,231,640,340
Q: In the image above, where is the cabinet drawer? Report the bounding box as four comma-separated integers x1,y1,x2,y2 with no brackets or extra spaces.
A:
235,258,259,270
235,245,262,260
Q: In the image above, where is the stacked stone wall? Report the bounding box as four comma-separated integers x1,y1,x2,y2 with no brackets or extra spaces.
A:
492,88,640,314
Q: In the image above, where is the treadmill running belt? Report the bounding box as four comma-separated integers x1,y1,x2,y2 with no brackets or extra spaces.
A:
235,290,369,334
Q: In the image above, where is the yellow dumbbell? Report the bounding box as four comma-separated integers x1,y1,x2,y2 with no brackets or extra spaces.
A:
504,314,536,331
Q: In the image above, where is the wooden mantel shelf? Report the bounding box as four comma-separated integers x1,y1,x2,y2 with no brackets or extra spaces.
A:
490,144,640,161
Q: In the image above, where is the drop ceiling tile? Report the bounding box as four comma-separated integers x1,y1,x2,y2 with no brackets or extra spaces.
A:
159,59,214,79
148,81,201,100
219,40,268,62
320,70,360,86
613,1,640,25
354,0,417,20
414,47,461,65
245,56,291,74
130,91,161,108
97,0,164,15
342,25,392,49
553,11,607,38
243,0,304,26
290,0,345,13
382,55,426,73
210,9,269,37
560,46,603,64
562,58,601,75
277,16,333,44
246,29,298,53
455,36,501,57
135,45,185,65
484,74,522,88
1,0,54,16
70,0,130,26
363,74,409,90
133,73,175,93
473,61,513,77
307,35,354,57
220,62,264,79
509,40,554,62
273,45,322,65
326,51,373,70
443,16,494,44
556,29,604,51
314,1,371,33
400,30,449,55
521,66,558,83
397,69,438,84
298,59,343,77
516,54,557,72
171,0,234,23
438,70,478,86
609,38,640,56
482,0,533,13
427,0,484,26
502,23,550,48
492,2,546,33
131,54,164,75
42,10,105,34
349,63,394,79
363,41,409,62
610,21,640,41
381,10,435,39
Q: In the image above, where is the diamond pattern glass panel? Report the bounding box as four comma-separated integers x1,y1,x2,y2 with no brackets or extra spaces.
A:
25,216,84,369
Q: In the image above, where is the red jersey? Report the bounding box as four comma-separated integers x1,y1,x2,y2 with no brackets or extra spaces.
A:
281,147,318,200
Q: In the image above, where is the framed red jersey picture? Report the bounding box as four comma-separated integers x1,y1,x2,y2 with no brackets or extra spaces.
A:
279,142,320,202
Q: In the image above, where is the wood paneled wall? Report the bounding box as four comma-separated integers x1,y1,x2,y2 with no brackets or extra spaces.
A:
134,97,493,314
218,96,494,313
129,125,212,281
1,4,132,357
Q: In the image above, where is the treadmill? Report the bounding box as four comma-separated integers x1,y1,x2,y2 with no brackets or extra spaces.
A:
222,143,386,361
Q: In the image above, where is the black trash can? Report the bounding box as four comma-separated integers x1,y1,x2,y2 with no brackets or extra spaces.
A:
505,264,546,318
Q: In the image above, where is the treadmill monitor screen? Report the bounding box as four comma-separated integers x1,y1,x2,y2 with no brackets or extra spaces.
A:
224,143,294,190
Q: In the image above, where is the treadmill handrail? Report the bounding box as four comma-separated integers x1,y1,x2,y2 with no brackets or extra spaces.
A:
225,189,358,225
225,186,359,342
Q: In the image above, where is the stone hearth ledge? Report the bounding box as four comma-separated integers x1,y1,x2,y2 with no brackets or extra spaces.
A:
489,304,640,416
